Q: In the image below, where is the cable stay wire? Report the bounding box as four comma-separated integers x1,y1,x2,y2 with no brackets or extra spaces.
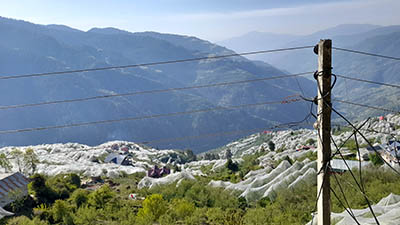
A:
327,101,400,176
0,46,314,80
0,72,314,110
330,133,380,225
336,74,400,89
0,99,304,135
311,69,376,224
330,119,370,160
333,47,400,61
329,176,360,225
333,99,400,114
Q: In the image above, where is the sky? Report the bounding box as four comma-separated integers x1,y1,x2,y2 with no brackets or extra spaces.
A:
1,0,399,41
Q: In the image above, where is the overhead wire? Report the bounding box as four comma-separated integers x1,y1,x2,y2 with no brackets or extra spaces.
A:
28,117,314,155
0,72,314,110
333,47,400,61
336,74,400,89
334,99,400,114
311,69,372,224
142,119,313,145
0,46,314,80
0,98,304,135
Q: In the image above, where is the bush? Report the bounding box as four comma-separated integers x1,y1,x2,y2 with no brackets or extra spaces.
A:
159,199,195,224
88,185,115,208
46,173,81,199
69,189,89,208
136,194,167,223
369,153,384,166
5,216,49,225
51,200,73,225
243,208,270,225
226,159,239,172
305,138,316,146
28,174,56,204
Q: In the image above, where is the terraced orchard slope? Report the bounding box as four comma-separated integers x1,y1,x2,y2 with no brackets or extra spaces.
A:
0,141,194,178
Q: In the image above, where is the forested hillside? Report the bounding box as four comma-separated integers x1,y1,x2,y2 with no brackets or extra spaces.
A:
0,17,314,152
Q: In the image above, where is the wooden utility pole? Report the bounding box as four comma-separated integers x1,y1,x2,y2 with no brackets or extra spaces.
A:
316,39,332,225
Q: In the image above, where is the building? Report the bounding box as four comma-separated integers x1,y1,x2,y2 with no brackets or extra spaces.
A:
378,141,400,166
0,172,30,208
147,165,170,178
104,153,130,165
330,159,370,173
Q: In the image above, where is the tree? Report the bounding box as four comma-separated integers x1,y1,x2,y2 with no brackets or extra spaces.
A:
185,149,197,162
51,200,74,225
268,141,275,151
28,174,56,204
226,159,239,172
88,184,115,208
305,138,316,146
46,173,81,199
70,189,89,208
137,194,167,224
225,149,233,159
0,153,12,172
23,148,39,175
10,148,23,173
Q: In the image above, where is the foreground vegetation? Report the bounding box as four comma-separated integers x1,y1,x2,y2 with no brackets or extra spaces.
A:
1,163,400,225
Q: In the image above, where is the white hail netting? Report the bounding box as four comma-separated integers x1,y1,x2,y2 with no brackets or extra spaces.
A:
0,207,13,219
137,171,196,189
307,193,400,225
209,159,317,202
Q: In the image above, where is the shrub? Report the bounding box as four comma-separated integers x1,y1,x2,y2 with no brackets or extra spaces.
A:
268,141,275,151
46,174,81,199
51,200,73,225
369,153,384,166
5,216,49,225
226,159,239,172
88,184,115,208
69,189,89,208
28,174,56,204
136,194,167,223
305,138,316,146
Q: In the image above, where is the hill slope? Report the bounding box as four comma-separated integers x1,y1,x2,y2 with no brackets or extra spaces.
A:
0,17,314,152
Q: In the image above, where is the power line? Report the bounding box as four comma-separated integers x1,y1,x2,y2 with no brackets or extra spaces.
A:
0,99,303,135
333,47,400,61
334,99,400,114
0,46,314,80
141,120,313,145
336,74,400,89
46,119,313,153
0,72,314,110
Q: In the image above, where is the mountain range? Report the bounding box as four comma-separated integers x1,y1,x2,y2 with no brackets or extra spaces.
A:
218,24,400,120
0,17,314,153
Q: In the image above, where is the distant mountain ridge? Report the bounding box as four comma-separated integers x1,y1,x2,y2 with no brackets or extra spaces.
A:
218,23,400,121
0,17,314,153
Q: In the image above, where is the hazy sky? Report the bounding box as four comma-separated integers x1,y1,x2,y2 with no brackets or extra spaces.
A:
1,0,399,41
